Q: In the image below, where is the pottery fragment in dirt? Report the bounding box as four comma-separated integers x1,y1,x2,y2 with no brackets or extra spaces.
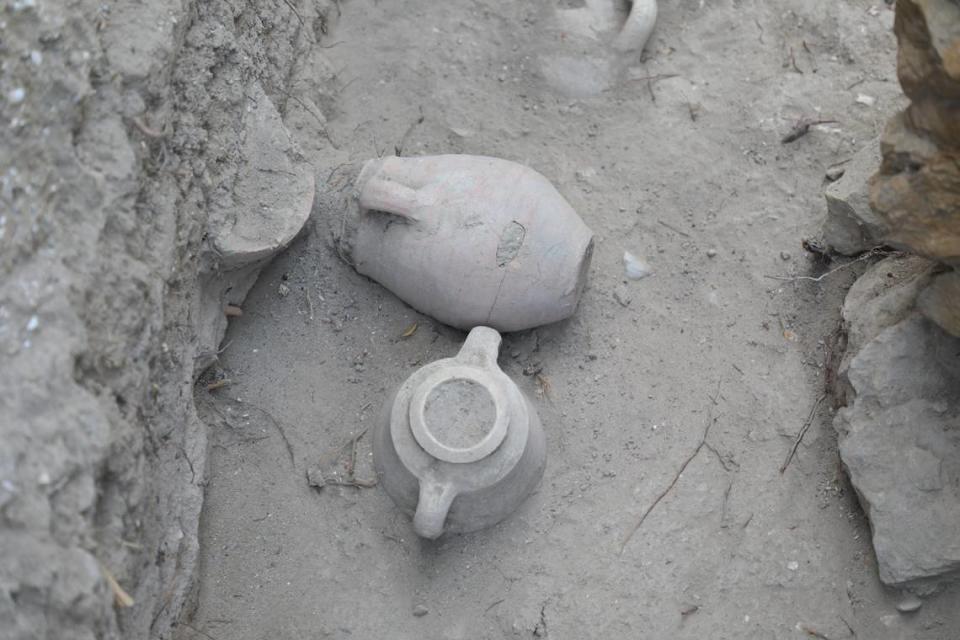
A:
614,0,658,52
372,327,546,539
334,154,594,332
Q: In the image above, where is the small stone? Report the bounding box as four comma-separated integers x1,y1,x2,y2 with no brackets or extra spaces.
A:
856,94,877,107
787,560,799,571
825,165,846,182
706,248,717,258
278,282,290,297
412,604,429,617
780,251,791,261
306,467,326,488
8,88,25,104
522,362,543,376
896,594,922,613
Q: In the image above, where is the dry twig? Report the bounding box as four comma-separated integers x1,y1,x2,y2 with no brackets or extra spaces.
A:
206,379,230,391
780,394,826,474
765,248,892,283
658,219,691,238
789,46,803,73
131,116,163,138
781,118,837,144
100,563,135,608
800,625,834,640
620,410,717,554
280,0,304,25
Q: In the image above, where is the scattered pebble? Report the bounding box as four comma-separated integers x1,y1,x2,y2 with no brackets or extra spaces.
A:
413,604,429,617
306,467,326,488
278,282,290,297
8,88,25,104
825,165,846,181
623,251,653,280
612,288,631,307
780,251,791,261
706,248,717,258
856,93,877,107
896,594,922,613
787,560,799,571
26,315,38,331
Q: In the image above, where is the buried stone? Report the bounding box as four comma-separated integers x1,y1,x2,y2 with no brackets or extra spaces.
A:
836,312,960,588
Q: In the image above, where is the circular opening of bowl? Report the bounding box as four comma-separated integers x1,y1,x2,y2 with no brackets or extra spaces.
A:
423,378,497,451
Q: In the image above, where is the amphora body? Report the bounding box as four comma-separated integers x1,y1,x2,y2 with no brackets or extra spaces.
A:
339,155,593,332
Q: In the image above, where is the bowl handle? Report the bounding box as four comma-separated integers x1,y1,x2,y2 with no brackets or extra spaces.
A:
455,326,502,368
413,479,457,539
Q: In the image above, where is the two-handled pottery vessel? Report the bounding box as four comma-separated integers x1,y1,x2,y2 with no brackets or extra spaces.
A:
373,326,546,539
338,154,594,333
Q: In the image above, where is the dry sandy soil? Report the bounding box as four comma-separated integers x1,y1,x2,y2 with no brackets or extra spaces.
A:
186,1,960,638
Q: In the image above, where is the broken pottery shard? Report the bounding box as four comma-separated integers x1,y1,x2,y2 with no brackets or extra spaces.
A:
835,313,960,589
613,0,658,52
822,141,888,256
338,155,594,332
196,81,314,373
209,82,314,269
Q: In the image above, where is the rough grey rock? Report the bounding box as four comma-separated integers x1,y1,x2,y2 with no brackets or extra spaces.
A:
822,141,888,255
834,254,933,403
917,268,960,339
835,313,960,589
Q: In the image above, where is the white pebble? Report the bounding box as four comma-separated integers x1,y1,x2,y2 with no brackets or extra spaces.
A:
26,315,38,331
8,88,25,104
623,251,653,280
896,594,922,613
787,560,799,571
855,94,876,107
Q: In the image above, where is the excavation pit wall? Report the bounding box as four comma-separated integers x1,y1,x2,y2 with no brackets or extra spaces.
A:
0,1,335,637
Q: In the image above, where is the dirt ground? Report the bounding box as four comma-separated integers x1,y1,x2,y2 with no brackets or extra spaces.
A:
186,1,960,638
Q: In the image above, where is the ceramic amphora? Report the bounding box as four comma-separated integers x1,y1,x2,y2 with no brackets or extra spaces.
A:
339,154,594,332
